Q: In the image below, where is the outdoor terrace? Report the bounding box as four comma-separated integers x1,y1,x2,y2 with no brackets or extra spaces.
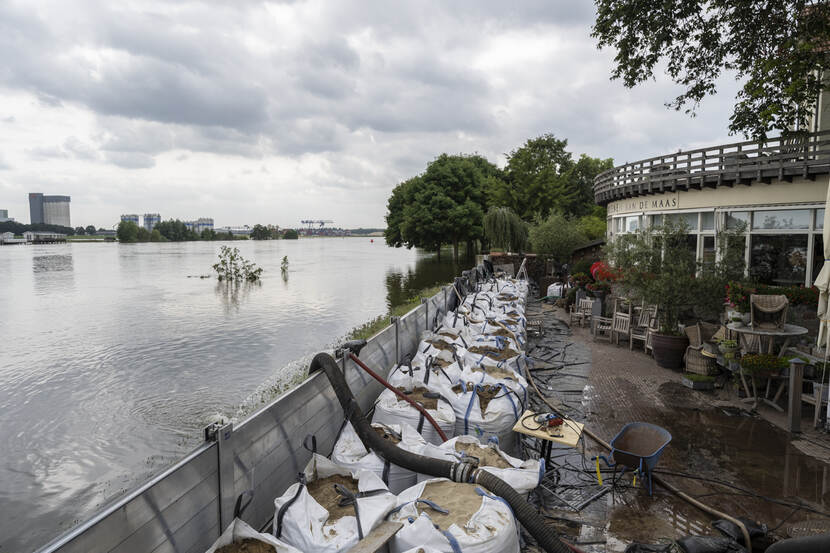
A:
594,130,830,205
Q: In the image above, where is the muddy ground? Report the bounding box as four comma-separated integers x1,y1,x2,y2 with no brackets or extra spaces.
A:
519,297,830,552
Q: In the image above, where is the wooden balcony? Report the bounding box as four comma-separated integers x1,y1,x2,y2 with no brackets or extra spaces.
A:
593,131,830,205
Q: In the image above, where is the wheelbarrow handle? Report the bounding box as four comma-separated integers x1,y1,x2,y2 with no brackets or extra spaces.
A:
592,454,616,468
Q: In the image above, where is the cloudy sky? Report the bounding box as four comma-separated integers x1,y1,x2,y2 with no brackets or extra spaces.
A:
0,0,741,229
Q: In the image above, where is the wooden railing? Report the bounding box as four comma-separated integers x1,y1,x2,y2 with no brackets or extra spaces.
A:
594,130,830,205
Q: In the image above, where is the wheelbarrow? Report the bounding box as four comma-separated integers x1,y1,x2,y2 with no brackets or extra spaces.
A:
593,422,672,495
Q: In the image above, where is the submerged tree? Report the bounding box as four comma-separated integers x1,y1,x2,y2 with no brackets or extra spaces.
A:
483,206,528,252
593,0,830,138
212,246,263,282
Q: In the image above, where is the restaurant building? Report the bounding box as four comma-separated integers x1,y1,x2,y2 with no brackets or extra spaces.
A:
595,126,830,287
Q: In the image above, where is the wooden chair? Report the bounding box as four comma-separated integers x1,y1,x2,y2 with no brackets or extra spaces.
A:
592,297,616,342
630,305,657,351
644,317,659,356
611,299,632,346
570,298,595,328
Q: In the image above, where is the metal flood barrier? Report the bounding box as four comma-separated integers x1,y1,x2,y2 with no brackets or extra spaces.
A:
35,279,470,553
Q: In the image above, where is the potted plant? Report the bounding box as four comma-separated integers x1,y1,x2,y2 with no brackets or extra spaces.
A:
725,282,752,325
717,339,739,359
606,221,696,370
681,373,716,391
740,354,789,379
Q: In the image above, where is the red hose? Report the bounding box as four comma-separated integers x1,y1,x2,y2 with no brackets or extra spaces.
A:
348,353,449,442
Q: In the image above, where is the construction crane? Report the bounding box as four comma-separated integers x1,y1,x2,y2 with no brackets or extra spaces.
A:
300,219,334,230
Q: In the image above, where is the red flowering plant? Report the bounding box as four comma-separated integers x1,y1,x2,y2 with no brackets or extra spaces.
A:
571,272,592,287
725,281,752,312
590,260,620,282
586,281,612,295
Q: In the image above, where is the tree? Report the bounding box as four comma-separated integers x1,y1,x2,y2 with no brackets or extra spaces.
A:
283,229,299,239
592,0,830,138
562,155,614,217
136,226,150,241
150,229,164,242
528,212,588,263
117,220,139,243
385,154,491,260
155,219,191,241
85,225,96,235
201,228,217,241
488,134,574,221
250,224,271,240
74,226,85,235
483,206,528,252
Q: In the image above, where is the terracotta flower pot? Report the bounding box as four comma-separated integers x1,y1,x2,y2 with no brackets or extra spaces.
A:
652,333,689,370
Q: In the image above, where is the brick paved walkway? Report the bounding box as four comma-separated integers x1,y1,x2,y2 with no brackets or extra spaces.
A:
522,300,830,552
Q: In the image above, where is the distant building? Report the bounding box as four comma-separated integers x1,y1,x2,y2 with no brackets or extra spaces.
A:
194,217,214,233
143,213,161,231
0,209,13,222
29,193,71,227
215,225,251,236
95,229,117,237
120,214,140,226
23,231,67,243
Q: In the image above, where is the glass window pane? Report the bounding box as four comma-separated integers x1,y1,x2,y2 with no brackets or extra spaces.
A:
749,235,808,285
751,209,810,230
701,212,715,231
726,211,750,230
700,235,716,274
816,209,825,230
625,216,640,233
814,234,824,284
664,212,698,231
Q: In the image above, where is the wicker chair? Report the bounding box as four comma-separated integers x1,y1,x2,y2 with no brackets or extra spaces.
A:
684,322,721,375
749,294,788,329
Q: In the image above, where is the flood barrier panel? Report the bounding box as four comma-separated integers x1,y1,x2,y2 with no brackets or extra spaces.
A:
35,280,469,553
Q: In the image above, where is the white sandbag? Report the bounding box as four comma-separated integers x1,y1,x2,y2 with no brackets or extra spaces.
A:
388,478,520,553
387,358,460,389
442,380,521,455
331,421,427,494
372,385,455,445
273,454,396,553
205,518,301,553
418,436,543,495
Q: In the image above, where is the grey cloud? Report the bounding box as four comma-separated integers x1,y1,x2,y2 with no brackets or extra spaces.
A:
104,151,156,169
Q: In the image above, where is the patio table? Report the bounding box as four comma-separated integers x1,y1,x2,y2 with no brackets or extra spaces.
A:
726,323,807,411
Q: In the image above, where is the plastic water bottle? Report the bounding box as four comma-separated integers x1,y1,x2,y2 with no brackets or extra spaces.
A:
581,384,596,415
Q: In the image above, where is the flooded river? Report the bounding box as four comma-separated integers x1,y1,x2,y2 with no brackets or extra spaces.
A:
0,238,460,552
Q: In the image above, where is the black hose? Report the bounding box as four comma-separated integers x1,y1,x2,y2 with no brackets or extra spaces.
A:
310,352,572,553
765,533,830,553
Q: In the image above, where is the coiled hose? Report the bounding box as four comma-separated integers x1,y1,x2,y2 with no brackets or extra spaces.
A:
310,352,573,553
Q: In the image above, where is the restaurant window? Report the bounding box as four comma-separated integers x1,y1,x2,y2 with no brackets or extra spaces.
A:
726,211,750,230
664,212,698,231
813,234,824,284
751,209,810,230
700,212,715,231
816,209,825,230
625,215,640,233
701,235,716,267
749,235,808,285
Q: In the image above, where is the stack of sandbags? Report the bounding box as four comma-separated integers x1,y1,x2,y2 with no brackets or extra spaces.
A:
388,478,520,553
331,422,427,494
418,435,542,495
272,454,396,553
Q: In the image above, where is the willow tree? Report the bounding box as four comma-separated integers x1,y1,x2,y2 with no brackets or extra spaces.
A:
483,206,528,253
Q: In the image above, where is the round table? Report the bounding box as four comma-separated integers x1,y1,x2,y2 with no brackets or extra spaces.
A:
726,323,808,411
726,323,808,356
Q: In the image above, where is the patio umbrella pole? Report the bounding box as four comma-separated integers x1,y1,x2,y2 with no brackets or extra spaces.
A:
524,366,753,547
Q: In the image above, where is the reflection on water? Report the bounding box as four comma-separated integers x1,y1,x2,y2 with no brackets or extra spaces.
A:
385,251,464,309
32,253,74,272
215,280,260,313
0,239,458,553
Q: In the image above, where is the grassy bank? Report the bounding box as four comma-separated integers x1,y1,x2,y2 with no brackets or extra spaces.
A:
346,283,446,341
